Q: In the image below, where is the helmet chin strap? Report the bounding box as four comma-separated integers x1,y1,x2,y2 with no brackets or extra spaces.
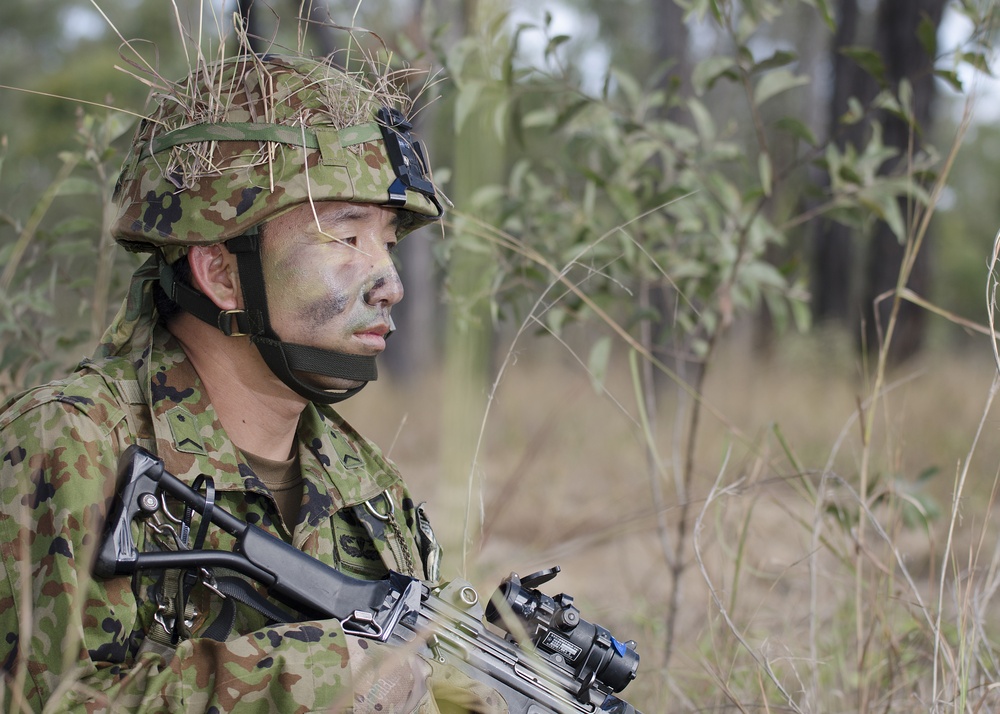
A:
158,229,379,404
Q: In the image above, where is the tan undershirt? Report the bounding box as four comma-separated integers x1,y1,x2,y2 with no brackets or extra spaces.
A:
241,449,303,530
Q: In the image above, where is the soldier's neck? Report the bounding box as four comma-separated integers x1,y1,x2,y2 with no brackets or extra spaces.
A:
169,315,304,461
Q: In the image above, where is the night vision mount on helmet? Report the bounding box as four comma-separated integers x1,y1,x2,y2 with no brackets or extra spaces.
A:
110,54,443,403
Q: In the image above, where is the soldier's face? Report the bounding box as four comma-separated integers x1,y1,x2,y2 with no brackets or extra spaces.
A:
260,201,403,389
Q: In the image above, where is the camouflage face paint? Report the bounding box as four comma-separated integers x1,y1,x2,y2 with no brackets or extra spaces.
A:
299,281,351,328
260,201,403,364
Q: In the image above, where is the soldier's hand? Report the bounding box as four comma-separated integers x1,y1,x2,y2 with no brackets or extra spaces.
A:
347,636,428,713
346,637,508,713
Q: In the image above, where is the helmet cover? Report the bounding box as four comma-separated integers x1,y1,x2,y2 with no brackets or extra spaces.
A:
111,53,441,252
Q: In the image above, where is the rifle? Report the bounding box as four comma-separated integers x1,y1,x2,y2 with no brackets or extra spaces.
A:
95,445,643,714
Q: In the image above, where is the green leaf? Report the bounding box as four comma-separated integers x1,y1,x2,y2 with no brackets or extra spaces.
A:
687,98,715,142
544,34,571,60
493,96,510,144
790,292,812,332
841,96,865,125
758,152,773,197
486,9,511,43
522,107,558,129
763,290,789,333
672,260,709,279
862,191,906,243
469,184,507,208
454,80,485,135
956,0,984,25
897,78,914,124
753,69,810,107
708,0,724,24
612,68,644,109
553,98,591,131
706,172,742,214
55,177,100,196
774,117,818,146
546,306,567,336
838,163,863,186
692,55,737,95
739,261,787,290
934,69,963,92
751,50,797,74
872,90,902,117
916,16,938,57
608,183,640,221
917,465,940,483
960,52,993,75
587,335,611,394
802,0,836,30
840,46,887,85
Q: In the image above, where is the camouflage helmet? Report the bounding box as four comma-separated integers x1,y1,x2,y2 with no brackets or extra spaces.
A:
111,53,441,252
109,54,442,404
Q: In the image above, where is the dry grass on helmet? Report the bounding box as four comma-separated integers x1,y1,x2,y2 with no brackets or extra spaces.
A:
107,1,434,191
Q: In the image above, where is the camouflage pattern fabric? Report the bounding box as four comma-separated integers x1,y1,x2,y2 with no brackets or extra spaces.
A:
0,264,494,712
111,55,441,253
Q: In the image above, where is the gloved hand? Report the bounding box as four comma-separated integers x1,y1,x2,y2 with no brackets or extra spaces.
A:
347,637,508,714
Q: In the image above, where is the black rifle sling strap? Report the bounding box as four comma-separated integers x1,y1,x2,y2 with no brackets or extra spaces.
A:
174,475,216,644
174,477,298,642
201,575,297,641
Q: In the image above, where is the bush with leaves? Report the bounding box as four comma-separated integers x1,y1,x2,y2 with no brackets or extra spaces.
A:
440,0,999,704
0,110,135,397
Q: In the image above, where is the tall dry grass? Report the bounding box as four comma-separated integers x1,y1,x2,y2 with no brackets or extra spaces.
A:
342,328,1000,712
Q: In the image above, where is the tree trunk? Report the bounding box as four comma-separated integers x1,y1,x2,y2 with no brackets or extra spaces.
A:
757,2,831,352
382,0,437,381
237,0,265,53
812,0,875,327
303,2,339,57
861,0,946,363
652,0,689,97
384,230,438,380
648,1,690,384
437,0,507,575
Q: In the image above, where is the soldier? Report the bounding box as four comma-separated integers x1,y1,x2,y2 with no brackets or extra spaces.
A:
0,54,502,712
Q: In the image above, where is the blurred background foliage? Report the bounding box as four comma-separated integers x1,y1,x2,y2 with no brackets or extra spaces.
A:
4,0,994,567
1,0,998,391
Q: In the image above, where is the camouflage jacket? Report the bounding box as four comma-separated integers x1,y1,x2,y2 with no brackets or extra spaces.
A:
0,268,442,712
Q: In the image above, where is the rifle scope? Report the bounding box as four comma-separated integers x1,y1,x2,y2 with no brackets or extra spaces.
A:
485,567,640,695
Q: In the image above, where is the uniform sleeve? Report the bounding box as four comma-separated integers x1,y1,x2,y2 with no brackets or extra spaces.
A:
0,400,358,713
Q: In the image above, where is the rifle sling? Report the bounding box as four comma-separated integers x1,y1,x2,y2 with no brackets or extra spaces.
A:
202,575,297,641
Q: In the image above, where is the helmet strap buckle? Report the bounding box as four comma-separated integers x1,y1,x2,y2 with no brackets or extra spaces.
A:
217,309,250,337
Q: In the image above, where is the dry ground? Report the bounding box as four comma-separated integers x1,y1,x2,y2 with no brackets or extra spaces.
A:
339,329,1000,713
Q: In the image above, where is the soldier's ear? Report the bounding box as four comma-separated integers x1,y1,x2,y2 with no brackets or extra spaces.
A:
187,244,242,311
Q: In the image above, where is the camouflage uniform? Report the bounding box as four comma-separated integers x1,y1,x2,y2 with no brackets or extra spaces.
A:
0,54,504,713
0,261,441,712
